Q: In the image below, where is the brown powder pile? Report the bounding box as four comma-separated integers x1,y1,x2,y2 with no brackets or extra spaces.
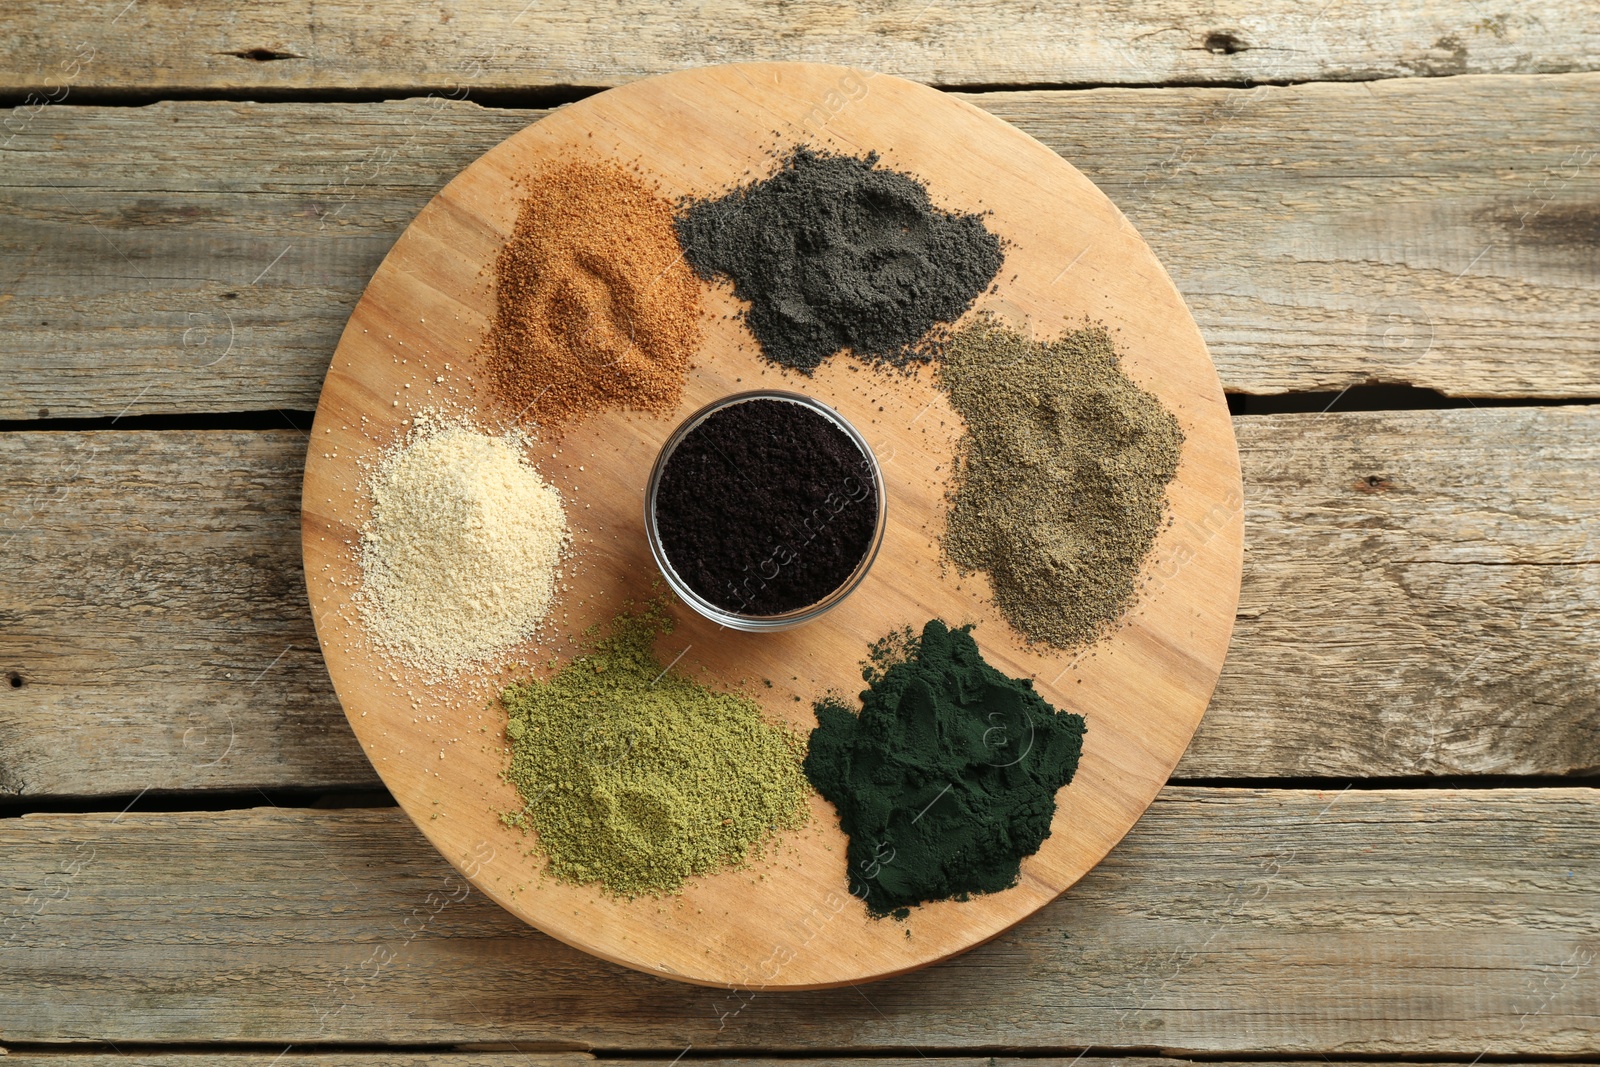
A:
487,159,702,427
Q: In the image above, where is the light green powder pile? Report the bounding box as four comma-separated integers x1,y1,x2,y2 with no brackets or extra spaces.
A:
501,601,810,896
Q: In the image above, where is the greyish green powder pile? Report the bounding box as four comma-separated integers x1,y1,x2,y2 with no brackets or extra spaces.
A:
938,316,1184,649
501,601,810,896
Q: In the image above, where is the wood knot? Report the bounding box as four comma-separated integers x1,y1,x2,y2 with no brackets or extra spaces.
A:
1204,31,1250,54
1355,474,1395,494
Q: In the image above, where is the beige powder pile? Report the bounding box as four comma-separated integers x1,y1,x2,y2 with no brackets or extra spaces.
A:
358,419,569,674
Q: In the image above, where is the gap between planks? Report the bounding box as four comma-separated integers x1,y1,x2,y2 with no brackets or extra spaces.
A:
6,1056,1600,1066
7,386,1600,436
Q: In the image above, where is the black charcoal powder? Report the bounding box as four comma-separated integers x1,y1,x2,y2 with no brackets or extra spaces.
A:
675,147,1004,373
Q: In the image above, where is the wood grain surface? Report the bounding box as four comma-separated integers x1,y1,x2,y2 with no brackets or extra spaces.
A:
3,791,1596,1049
5,0,1597,93
2,0,1597,1056
4,74,1598,420
3,407,1595,799
299,62,1241,989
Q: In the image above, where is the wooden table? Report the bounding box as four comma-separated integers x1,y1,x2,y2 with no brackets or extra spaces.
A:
3,3,1597,1063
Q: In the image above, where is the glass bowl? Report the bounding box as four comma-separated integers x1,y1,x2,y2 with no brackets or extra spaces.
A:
644,390,887,632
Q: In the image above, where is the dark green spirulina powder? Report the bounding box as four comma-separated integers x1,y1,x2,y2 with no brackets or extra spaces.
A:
939,315,1184,649
674,147,1004,373
804,619,1086,918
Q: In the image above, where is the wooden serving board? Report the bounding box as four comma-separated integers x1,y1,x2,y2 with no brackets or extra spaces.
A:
301,62,1243,990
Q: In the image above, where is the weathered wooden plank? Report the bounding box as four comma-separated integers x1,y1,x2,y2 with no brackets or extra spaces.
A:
0,430,345,797
1209,406,1600,779
3,76,1598,420
998,76,1600,400
2,791,1596,1048
5,0,1596,96
0,408,1595,798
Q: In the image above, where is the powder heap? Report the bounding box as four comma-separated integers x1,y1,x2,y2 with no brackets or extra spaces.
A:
938,316,1184,649
488,159,702,426
805,619,1086,918
358,419,569,674
501,600,811,897
675,147,1004,373
654,397,878,615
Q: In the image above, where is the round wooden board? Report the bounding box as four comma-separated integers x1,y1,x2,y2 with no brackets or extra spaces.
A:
302,62,1243,990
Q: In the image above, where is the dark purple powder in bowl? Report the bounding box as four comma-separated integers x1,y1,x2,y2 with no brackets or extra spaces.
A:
654,398,877,615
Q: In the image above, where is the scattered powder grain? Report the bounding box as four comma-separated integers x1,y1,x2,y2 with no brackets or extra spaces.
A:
359,418,569,674
675,147,1003,373
501,600,810,897
938,316,1184,649
488,159,701,426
